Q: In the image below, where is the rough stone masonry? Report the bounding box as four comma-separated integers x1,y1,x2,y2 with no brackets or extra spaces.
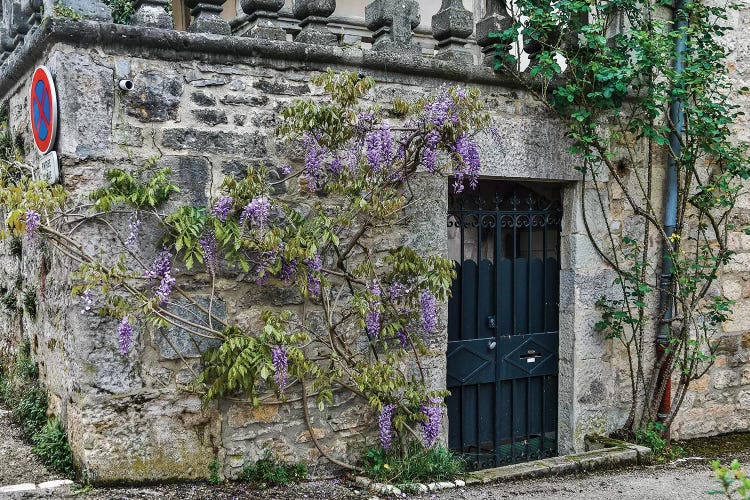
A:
0,7,748,483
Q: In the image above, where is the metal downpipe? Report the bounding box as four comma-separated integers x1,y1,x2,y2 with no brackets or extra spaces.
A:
656,0,687,433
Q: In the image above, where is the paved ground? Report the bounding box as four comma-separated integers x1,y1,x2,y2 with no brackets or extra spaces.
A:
0,401,741,499
434,460,726,499
0,407,64,487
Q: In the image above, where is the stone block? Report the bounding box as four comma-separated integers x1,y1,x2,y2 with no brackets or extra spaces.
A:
157,156,211,206
185,70,230,87
123,70,183,122
49,51,114,159
221,94,270,106
192,109,229,126
162,128,268,156
253,79,311,96
191,91,217,107
156,296,225,359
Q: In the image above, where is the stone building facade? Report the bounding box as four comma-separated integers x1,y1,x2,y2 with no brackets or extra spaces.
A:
0,0,749,484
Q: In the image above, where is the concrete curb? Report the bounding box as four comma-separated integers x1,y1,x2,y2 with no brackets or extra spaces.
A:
354,443,651,497
0,479,75,495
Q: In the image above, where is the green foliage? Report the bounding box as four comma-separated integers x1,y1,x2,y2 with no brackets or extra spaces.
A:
32,418,74,477
15,386,47,440
711,460,750,499
0,370,11,405
196,318,310,404
0,343,74,478
1,289,17,314
23,289,37,320
360,444,463,484
103,0,135,24
240,455,307,488
90,167,180,211
53,2,83,20
16,338,38,381
635,422,683,462
491,0,749,433
208,459,222,485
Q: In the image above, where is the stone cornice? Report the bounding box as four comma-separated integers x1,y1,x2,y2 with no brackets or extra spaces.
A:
0,17,518,98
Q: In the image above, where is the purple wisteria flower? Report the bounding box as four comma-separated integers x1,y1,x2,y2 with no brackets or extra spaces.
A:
424,89,459,128
280,258,298,282
118,316,133,356
330,157,344,175
126,211,141,247
144,250,176,304
155,272,176,305
211,196,233,223
200,230,218,275
280,164,292,176
271,344,288,391
378,403,396,449
421,397,442,448
364,125,394,172
344,144,359,173
256,250,278,284
397,329,409,347
452,133,481,193
420,291,437,334
422,130,441,173
303,132,327,192
240,196,271,229
387,282,408,300
145,250,172,283
365,281,382,338
354,110,376,134
80,289,94,315
24,209,41,241
304,254,322,297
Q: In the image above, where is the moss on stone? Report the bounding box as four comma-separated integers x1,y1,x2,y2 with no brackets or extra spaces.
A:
676,432,750,459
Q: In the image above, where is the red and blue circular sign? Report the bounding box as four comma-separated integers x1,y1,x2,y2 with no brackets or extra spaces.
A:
29,66,58,154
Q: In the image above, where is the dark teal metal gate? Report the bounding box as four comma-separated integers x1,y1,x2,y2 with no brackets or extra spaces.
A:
446,181,561,470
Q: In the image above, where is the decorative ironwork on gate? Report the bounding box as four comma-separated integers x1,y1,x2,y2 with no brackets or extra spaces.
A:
446,181,561,471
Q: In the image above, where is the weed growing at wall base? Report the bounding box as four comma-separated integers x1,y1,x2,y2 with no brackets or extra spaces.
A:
360,443,464,484
0,339,74,478
240,455,307,488
32,418,75,477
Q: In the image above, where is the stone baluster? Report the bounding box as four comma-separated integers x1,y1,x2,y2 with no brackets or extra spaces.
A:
0,2,10,63
22,0,42,29
185,0,230,35
431,0,474,63
292,0,336,46
44,0,112,21
240,0,286,40
131,0,173,29
475,0,514,67
365,0,421,55
3,0,26,53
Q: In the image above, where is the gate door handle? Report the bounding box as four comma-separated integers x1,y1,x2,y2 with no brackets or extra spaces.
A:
520,350,543,362
488,341,497,350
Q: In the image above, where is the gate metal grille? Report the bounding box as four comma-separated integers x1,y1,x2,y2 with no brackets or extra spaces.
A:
446,181,561,471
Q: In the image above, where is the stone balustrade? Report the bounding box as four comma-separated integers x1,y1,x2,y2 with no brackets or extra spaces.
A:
0,0,548,71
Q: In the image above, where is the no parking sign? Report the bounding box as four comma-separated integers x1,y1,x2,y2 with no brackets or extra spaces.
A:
29,66,58,155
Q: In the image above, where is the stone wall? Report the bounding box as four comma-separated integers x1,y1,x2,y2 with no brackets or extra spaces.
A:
0,12,748,483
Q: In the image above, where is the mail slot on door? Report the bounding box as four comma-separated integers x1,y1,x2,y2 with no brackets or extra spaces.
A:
520,350,543,363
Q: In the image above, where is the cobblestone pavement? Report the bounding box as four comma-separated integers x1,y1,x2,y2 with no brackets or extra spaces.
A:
0,402,744,499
